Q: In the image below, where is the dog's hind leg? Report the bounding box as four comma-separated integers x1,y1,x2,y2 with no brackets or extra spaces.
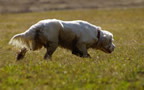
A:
44,42,58,60
17,48,27,61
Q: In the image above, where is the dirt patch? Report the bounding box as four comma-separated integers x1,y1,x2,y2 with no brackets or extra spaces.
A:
0,0,144,13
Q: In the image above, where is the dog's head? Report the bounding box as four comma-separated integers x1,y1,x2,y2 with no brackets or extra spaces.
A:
99,30,115,53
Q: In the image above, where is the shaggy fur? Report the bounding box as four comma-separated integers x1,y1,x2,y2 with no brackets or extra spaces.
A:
9,19,115,60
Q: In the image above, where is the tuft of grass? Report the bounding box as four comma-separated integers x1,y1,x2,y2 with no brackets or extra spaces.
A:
0,8,144,89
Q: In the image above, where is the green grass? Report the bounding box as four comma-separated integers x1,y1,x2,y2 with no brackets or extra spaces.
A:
0,8,144,90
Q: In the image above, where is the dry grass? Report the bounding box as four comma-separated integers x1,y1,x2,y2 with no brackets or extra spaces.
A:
0,8,144,89
0,0,144,13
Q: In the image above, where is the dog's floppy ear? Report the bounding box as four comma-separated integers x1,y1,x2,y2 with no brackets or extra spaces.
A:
102,30,113,38
96,26,101,31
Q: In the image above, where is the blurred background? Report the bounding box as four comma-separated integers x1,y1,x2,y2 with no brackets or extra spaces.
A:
0,0,144,13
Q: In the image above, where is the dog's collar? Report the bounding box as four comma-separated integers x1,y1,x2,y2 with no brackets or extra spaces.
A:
97,29,101,39
95,29,101,48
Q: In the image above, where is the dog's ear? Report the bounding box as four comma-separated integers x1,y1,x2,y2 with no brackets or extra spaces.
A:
96,26,101,31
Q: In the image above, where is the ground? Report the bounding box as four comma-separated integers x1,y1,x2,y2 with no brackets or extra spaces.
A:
0,8,144,89
0,0,144,13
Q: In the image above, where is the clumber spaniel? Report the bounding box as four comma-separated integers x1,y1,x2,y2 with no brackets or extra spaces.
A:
9,19,115,60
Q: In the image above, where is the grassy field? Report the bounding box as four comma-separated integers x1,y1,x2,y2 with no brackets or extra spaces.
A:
0,8,144,90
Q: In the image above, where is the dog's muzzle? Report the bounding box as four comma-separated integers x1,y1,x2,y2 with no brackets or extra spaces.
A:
108,44,115,53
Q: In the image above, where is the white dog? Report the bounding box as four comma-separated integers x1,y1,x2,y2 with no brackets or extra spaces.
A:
9,19,115,60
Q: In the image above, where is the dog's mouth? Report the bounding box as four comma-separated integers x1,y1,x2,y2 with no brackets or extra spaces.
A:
101,45,115,54
102,48,112,53
106,49,113,53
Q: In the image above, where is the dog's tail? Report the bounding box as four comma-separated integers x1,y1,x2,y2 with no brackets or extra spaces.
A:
9,23,43,50
9,32,33,50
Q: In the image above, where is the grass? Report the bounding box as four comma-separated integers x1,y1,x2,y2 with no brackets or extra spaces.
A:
0,8,144,90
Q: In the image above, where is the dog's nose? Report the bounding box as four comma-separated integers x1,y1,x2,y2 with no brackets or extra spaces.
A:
112,44,115,51
109,44,115,53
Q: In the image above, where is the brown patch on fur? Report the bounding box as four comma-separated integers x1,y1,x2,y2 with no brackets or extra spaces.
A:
32,29,43,50
58,34,74,50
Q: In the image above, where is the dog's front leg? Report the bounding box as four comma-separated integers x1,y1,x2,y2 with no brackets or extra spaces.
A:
44,42,58,60
76,43,91,58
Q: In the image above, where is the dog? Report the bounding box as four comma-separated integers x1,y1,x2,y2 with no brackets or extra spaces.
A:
9,19,115,60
